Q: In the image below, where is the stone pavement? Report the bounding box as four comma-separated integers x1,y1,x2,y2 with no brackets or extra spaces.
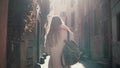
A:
79,59,110,68
40,56,110,68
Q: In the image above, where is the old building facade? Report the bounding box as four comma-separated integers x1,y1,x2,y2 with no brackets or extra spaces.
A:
73,0,112,64
111,0,120,67
0,0,49,68
0,0,8,68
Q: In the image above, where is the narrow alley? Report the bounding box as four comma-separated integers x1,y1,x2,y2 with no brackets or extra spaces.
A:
0,0,120,68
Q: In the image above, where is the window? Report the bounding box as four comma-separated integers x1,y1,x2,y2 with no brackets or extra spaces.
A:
117,12,120,41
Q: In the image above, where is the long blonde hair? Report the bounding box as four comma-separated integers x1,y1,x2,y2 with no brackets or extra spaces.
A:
46,16,64,47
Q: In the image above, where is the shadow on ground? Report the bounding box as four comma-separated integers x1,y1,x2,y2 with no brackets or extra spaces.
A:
79,59,111,68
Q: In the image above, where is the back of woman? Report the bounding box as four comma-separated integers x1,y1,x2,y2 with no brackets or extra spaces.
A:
46,16,73,68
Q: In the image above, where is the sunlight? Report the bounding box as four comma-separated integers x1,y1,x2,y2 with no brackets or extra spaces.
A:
49,0,70,15
41,56,85,68
41,56,50,68
71,62,85,68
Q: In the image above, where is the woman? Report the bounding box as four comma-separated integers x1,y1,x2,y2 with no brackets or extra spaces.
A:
45,16,74,68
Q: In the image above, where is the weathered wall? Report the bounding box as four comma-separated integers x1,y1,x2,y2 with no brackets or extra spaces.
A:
61,0,111,61
75,0,112,62
0,0,8,68
87,0,111,61
111,0,120,66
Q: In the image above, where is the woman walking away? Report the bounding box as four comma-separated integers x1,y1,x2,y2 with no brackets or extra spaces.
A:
45,16,74,68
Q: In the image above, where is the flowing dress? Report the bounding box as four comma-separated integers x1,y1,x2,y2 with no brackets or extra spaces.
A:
46,27,74,68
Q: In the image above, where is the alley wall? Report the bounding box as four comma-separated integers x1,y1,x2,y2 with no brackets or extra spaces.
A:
111,0,120,67
0,0,8,68
65,0,112,63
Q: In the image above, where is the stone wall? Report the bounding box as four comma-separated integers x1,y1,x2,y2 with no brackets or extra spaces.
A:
111,0,120,66
0,0,8,68
76,0,112,62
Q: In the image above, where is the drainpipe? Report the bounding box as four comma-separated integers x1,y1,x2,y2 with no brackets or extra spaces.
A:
37,20,40,63
36,20,41,68
36,4,41,66
36,0,41,67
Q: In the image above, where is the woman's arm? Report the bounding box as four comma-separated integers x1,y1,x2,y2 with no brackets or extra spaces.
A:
60,24,75,41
